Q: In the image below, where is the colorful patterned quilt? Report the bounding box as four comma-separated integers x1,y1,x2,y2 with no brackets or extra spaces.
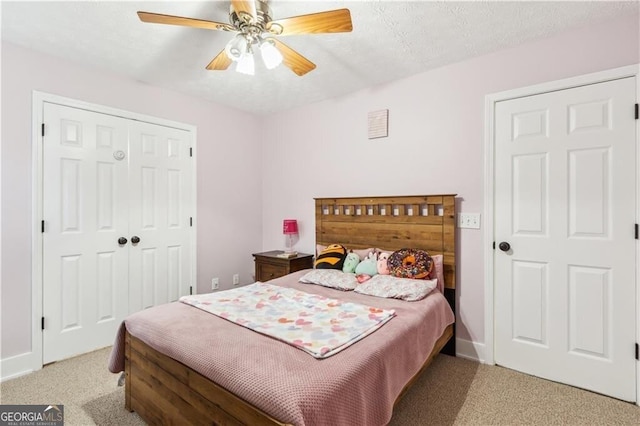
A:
179,282,395,358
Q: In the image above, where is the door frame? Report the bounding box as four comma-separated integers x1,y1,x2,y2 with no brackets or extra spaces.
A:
31,91,198,371
483,64,639,402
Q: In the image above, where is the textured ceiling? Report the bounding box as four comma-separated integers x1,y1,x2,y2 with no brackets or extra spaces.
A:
1,1,637,115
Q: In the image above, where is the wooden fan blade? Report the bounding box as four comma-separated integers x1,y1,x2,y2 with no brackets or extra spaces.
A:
206,50,233,71
137,11,235,32
231,0,257,24
272,39,316,76
266,9,352,36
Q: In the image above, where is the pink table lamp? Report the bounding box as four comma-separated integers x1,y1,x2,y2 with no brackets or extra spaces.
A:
282,219,298,256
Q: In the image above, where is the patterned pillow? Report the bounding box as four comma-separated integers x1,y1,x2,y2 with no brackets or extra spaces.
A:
314,244,347,270
354,275,437,301
299,269,358,291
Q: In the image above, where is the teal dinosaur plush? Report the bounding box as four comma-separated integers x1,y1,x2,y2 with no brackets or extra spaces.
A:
342,252,360,273
355,251,378,276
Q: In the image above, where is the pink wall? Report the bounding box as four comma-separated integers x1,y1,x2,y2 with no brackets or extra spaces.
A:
1,42,262,358
259,15,640,345
2,13,638,362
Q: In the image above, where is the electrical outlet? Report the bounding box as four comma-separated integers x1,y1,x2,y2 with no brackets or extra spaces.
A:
233,274,240,286
458,213,481,229
211,277,219,290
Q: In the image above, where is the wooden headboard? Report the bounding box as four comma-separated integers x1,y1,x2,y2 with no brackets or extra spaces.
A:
315,194,457,355
315,194,456,289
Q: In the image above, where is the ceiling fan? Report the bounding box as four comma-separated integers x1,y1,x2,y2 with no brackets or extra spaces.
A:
137,0,353,76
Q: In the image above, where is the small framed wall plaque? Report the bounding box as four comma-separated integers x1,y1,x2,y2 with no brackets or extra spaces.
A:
368,109,389,139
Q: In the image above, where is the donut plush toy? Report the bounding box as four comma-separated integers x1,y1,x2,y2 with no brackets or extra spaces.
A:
388,248,433,279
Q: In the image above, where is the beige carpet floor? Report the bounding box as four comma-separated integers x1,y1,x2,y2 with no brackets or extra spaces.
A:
1,347,639,425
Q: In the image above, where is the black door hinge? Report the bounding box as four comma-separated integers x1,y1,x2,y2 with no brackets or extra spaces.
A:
190,147,193,157
41,123,45,137
635,224,638,240
492,241,495,250
190,217,193,227
41,317,45,330
635,104,639,120
190,286,193,295
41,220,45,233
636,343,638,360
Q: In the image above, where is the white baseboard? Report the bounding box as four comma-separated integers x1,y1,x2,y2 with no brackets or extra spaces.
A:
456,338,486,363
0,351,39,382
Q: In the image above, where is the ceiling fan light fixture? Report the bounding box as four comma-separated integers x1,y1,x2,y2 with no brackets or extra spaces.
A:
260,38,282,70
236,52,255,75
137,4,353,76
225,33,248,61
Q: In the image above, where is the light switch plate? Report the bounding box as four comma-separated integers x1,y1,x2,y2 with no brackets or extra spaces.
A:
458,213,481,229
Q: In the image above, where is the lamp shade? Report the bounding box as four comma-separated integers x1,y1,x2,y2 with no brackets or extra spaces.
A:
282,219,298,235
236,52,255,75
260,38,283,70
225,33,248,61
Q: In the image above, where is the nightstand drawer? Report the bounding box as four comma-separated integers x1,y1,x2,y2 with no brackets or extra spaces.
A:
257,263,287,281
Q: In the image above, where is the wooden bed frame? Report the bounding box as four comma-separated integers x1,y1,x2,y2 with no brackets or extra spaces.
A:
124,194,457,425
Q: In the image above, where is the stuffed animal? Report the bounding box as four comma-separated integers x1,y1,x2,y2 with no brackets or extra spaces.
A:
342,252,360,273
377,251,390,275
315,244,347,269
355,251,378,276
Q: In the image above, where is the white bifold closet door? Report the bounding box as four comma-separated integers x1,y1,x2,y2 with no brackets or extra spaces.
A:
494,77,636,401
42,103,193,364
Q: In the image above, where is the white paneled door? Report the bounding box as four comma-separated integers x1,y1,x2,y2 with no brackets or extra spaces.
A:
42,103,193,364
127,120,193,313
494,77,636,401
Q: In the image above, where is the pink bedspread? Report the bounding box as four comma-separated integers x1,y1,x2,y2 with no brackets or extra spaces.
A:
109,269,454,426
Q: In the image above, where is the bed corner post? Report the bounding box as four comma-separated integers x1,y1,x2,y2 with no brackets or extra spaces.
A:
442,194,457,357
124,330,132,412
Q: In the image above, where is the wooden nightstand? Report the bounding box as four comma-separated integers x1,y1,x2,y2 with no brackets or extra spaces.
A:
253,251,314,282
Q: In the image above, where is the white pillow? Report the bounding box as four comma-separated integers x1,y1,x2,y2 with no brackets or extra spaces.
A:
299,269,358,291
354,275,437,301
